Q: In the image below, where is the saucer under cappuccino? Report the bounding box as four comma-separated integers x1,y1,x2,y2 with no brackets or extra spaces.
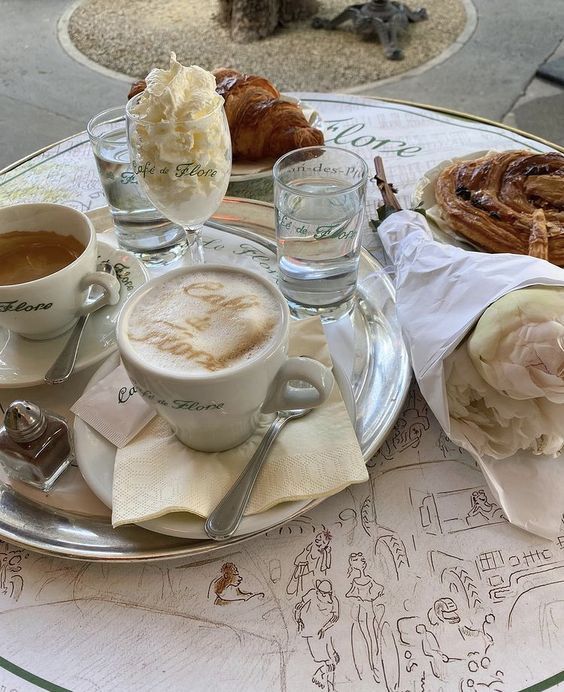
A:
127,269,283,374
0,230,85,285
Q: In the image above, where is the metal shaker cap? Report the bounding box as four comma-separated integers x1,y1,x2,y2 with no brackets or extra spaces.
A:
4,401,48,443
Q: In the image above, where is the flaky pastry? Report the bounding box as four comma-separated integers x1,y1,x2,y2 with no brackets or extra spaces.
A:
434,150,564,266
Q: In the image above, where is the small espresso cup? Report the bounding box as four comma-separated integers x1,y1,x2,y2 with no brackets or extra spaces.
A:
117,265,334,452
0,203,121,340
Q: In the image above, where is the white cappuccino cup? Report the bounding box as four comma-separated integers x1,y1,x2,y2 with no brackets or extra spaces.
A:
0,203,121,340
117,264,334,452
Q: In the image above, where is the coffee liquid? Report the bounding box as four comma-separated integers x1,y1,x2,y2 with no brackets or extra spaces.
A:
0,231,85,285
128,270,282,374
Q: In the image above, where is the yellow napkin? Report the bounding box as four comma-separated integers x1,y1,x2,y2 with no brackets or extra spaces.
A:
112,317,368,527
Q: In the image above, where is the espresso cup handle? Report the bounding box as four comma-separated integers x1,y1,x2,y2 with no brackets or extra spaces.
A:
261,357,334,413
78,271,121,314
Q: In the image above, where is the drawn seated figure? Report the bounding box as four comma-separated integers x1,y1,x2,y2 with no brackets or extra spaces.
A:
312,0,428,60
465,490,505,526
428,597,491,660
208,562,264,605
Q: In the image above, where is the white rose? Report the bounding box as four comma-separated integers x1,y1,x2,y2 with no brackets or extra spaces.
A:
446,342,564,459
467,287,564,403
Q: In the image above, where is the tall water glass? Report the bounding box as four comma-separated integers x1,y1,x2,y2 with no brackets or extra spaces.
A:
126,97,232,264
273,146,369,320
87,106,187,266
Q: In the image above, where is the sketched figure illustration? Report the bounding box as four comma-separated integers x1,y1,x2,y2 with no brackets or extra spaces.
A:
294,579,340,691
345,552,385,682
465,490,504,526
207,563,264,606
428,597,491,661
287,529,332,596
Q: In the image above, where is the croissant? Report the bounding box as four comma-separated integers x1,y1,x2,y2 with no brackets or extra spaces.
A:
213,68,324,161
434,150,564,266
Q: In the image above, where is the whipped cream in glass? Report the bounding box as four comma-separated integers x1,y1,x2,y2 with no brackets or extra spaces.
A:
126,54,232,262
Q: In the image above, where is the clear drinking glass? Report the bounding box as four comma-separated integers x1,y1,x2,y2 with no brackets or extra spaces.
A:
273,146,369,320
125,97,232,264
87,106,187,266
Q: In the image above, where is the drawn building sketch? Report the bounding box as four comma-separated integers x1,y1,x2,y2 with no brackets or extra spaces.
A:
411,485,506,536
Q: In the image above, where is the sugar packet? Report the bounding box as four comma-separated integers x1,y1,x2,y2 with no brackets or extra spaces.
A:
71,363,155,448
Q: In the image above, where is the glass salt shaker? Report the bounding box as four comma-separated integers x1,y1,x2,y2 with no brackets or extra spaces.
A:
0,401,73,491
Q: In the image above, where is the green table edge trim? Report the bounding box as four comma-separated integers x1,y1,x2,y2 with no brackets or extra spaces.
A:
0,655,71,691
520,670,564,692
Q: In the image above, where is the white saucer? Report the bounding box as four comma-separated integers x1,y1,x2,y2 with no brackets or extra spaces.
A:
74,352,357,540
0,241,149,388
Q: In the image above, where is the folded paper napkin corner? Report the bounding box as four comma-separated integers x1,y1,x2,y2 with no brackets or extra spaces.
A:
112,317,368,528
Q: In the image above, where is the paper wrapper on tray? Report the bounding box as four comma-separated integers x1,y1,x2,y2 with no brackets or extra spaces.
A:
377,210,564,539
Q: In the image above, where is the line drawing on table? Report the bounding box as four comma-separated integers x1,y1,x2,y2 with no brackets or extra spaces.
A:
359,489,411,580
0,546,26,601
360,495,373,536
207,562,265,606
506,573,564,651
345,551,385,683
373,388,430,463
15,551,292,689
379,619,401,692
437,430,466,460
485,558,564,604
0,597,288,691
333,506,358,546
375,533,410,581
269,559,282,583
266,515,317,537
427,597,494,659
428,550,483,611
410,485,506,536
294,579,340,691
286,529,332,597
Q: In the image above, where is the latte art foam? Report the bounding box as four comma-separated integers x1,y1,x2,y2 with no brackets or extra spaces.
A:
127,270,282,373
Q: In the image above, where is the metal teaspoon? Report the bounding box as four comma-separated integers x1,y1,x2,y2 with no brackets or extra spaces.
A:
204,408,312,541
44,262,116,385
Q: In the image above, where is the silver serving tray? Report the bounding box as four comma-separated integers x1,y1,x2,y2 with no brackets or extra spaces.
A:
0,198,411,561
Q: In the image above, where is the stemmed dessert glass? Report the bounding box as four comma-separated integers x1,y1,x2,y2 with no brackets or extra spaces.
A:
125,96,232,264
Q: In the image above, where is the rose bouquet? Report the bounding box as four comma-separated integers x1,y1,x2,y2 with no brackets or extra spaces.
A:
377,209,564,537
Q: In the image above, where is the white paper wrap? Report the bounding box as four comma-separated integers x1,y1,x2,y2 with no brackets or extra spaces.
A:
378,210,564,539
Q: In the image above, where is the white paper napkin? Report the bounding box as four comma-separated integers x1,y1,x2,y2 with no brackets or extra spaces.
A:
378,210,564,539
112,317,367,528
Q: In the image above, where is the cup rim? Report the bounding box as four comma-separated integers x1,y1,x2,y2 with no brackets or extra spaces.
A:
125,93,226,125
87,105,126,141
272,145,370,197
0,203,95,289
117,264,290,382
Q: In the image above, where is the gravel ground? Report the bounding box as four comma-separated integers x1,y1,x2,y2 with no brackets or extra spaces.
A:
67,0,467,91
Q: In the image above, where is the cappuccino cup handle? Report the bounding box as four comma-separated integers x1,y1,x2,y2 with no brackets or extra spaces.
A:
78,271,121,315
261,357,334,413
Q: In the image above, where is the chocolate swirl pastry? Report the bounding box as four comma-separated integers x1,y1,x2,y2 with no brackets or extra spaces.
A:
434,150,564,266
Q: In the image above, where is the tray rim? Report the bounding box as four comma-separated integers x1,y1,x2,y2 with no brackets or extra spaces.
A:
0,199,411,561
